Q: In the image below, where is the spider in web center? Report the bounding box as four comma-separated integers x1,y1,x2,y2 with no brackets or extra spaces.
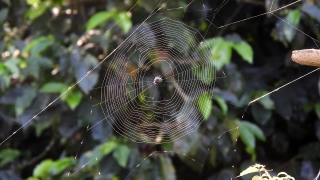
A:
153,76,163,85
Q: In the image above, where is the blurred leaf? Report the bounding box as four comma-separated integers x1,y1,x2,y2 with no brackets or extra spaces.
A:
40,82,68,93
33,159,54,179
91,112,113,142
25,3,48,20
23,35,55,56
237,164,266,177
213,95,228,116
15,86,37,116
159,156,176,180
99,141,118,155
284,9,301,42
302,4,320,23
224,118,240,144
74,54,99,94
4,58,20,75
0,8,8,24
33,158,74,179
198,93,212,120
240,121,266,141
25,57,53,78
26,0,40,5
86,11,114,31
49,157,74,175
0,149,20,167
114,12,132,34
113,144,130,167
255,91,275,110
209,38,232,70
232,41,253,64
251,104,272,125
79,141,118,169
316,102,320,119
238,121,256,151
66,91,83,110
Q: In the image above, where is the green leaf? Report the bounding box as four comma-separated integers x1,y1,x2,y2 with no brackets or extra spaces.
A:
99,141,118,155
210,38,232,70
66,91,83,110
114,12,132,34
26,0,41,5
315,102,320,119
40,82,68,93
15,86,37,116
86,11,114,31
240,121,266,141
4,58,20,75
232,41,253,64
50,157,74,175
25,3,48,20
33,159,54,179
0,8,8,24
113,144,130,167
198,93,212,120
238,121,255,150
23,36,55,55
255,90,275,110
284,9,301,42
213,95,228,116
0,149,20,167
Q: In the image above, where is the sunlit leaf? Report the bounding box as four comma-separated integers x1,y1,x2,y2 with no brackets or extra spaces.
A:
0,149,20,167
210,38,232,70
284,9,301,42
113,144,130,167
198,93,212,120
237,164,266,177
86,11,114,31
232,41,253,64
33,159,54,179
66,91,83,110
50,158,74,175
114,12,132,34
25,3,48,20
40,82,68,93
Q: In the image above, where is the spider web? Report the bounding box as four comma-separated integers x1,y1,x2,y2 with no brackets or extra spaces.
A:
1,0,320,179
